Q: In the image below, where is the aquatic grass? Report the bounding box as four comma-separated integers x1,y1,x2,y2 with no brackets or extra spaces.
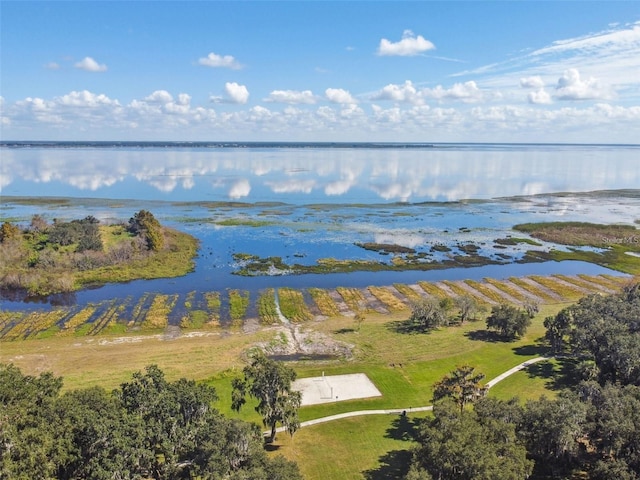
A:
578,274,624,290
203,292,221,325
441,280,475,299
228,290,250,324
529,275,584,300
417,281,448,298
463,280,508,304
181,310,208,329
3,310,67,341
278,287,313,322
336,287,367,312
368,286,408,311
214,218,276,227
58,306,97,336
142,294,177,329
88,298,125,335
554,274,604,293
392,283,423,302
514,221,639,247
257,288,279,324
508,277,560,303
482,277,529,302
308,288,341,317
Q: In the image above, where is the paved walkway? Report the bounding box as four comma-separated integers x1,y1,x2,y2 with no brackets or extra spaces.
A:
267,356,549,434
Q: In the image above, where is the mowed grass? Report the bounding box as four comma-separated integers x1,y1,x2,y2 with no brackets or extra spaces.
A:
2,299,571,480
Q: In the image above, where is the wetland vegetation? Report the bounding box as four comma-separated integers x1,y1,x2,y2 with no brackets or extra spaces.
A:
0,210,198,297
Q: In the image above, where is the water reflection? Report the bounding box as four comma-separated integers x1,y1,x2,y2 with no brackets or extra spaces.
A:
2,144,638,203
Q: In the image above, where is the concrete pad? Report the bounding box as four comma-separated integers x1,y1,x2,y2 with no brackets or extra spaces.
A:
293,373,382,406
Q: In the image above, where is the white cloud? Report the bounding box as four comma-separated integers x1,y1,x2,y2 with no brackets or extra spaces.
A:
4,87,640,143
58,90,120,107
212,82,250,104
528,89,552,105
377,30,435,56
198,52,242,69
520,76,545,88
44,62,60,70
424,81,486,103
145,90,174,104
74,57,107,72
371,80,423,105
554,68,613,100
265,90,316,104
325,88,357,104
456,21,640,100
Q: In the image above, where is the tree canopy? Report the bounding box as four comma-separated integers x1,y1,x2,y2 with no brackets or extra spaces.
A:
485,303,531,340
0,363,302,480
231,353,302,443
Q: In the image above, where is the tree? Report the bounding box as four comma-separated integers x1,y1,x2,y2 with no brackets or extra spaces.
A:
0,222,21,243
407,400,532,480
409,297,449,331
546,286,640,385
543,308,572,354
523,299,540,318
432,365,487,413
486,303,531,340
29,214,48,233
0,363,303,479
519,393,588,477
453,295,482,324
128,210,164,251
231,353,301,443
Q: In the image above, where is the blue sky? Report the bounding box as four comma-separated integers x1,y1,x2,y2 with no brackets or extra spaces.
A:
1,1,639,142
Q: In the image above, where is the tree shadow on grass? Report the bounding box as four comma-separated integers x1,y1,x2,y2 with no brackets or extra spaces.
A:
334,327,355,334
512,339,548,357
524,356,581,391
384,414,419,442
362,449,413,480
464,329,504,342
387,320,431,335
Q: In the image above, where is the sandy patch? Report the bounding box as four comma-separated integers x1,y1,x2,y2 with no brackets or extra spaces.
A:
293,373,382,406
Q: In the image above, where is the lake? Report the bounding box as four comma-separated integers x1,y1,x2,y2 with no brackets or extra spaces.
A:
1,142,638,311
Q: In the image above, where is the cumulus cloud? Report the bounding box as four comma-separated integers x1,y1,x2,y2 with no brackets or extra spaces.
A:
528,89,552,104
325,88,357,104
211,82,250,104
371,80,423,105
145,90,174,104
58,90,120,107
377,30,435,56
74,57,107,72
555,68,613,100
198,52,243,69
520,76,545,88
264,90,316,104
424,81,486,103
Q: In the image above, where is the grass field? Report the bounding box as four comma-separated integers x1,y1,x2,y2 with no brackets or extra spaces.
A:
0,271,633,479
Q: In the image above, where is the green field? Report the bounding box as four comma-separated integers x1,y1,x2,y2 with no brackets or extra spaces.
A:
1,299,573,480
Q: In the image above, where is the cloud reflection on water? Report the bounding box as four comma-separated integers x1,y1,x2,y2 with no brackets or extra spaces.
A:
2,145,638,203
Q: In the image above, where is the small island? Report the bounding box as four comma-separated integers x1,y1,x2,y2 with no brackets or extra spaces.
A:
0,210,198,297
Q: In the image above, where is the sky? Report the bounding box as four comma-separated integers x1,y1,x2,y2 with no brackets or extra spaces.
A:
1,1,639,143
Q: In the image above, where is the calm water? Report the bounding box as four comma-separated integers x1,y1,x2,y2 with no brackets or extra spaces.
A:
2,142,639,203
1,142,638,309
